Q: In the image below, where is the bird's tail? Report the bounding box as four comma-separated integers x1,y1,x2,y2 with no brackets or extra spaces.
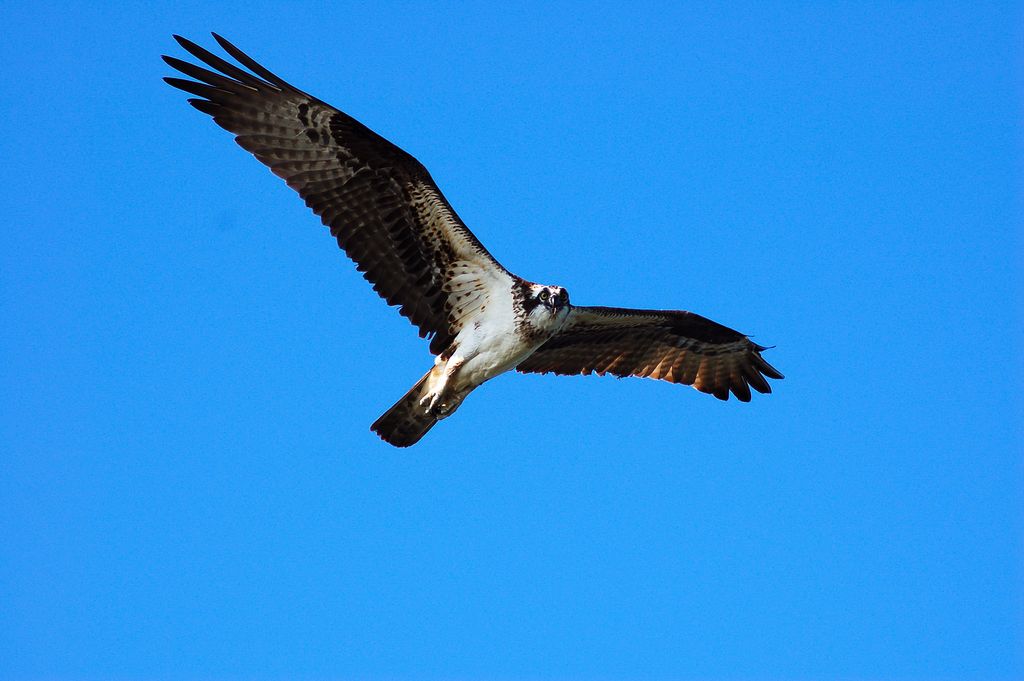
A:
371,369,439,447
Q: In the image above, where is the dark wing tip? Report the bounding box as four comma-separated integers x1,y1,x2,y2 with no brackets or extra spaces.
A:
754,353,784,381
172,33,202,54
163,76,212,98
731,375,753,402
211,32,234,51
208,31,299,92
696,339,783,402
749,340,784,381
187,98,222,116
162,54,209,76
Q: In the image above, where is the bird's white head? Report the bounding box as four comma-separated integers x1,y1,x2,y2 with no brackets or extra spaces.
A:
521,282,571,333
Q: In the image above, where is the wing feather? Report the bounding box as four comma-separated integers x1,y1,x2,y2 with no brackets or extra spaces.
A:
163,34,510,354
517,306,783,401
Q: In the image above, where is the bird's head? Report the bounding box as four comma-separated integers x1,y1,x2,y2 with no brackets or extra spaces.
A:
523,283,570,325
539,285,569,312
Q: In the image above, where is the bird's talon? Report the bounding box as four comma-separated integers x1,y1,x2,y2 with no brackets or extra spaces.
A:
420,392,442,414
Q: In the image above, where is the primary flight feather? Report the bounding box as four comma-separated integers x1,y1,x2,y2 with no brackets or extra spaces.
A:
163,33,783,447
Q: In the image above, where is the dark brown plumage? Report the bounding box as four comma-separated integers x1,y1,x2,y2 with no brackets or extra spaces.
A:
163,33,506,356
517,307,783,402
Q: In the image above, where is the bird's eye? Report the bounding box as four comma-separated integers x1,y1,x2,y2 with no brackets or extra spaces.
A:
559,289,568,303
539,289,550,302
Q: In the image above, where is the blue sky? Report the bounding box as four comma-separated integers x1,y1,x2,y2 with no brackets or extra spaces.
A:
2,2,1021,679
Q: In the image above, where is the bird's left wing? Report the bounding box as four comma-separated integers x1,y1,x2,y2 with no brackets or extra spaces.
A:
516,306,783,401
163,34,512,355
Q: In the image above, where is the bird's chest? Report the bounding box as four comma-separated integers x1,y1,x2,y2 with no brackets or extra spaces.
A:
452,309,545,389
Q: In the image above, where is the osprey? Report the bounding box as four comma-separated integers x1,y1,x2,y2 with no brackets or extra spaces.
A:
164,34,784,447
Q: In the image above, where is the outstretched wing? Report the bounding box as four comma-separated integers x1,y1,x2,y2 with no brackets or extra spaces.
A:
163,34,511,354
516,306,783,402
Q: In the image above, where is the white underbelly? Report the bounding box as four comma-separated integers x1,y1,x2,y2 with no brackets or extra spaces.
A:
456,330,537,389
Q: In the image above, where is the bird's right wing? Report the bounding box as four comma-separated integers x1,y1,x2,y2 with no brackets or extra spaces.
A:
163,34,513,354
516,306,783,401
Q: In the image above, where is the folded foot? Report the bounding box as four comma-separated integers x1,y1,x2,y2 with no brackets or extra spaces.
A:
419,391,442,415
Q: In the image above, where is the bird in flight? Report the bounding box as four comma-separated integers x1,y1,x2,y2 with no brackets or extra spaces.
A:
163,34,784,447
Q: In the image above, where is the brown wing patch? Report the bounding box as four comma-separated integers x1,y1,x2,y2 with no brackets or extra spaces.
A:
517,306,783,402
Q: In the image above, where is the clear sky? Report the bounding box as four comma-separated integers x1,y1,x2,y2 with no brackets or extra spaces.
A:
2,2,1022,679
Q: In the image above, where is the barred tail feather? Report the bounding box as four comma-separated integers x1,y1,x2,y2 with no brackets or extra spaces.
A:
371,370,439,447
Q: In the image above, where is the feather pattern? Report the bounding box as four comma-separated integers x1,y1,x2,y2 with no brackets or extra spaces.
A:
163,33,511,355
516,306,783,401
164,34,785,446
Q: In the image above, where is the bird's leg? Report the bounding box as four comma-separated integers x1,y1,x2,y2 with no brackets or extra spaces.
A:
420,355,464,416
